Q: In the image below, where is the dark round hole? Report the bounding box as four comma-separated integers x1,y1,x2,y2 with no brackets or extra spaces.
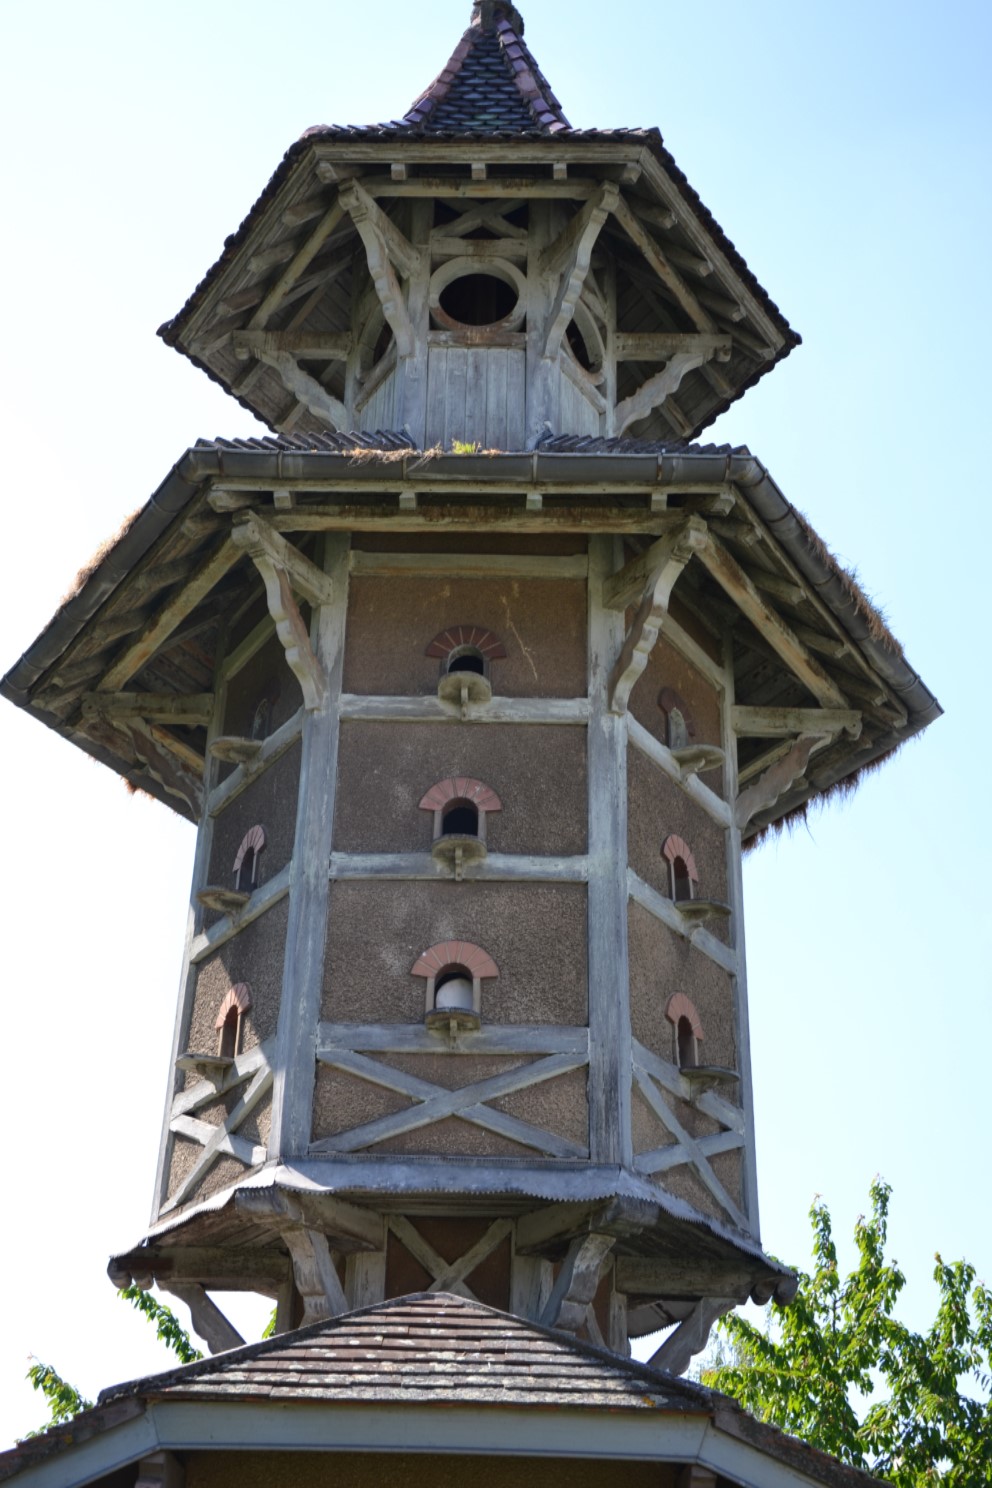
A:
448,652,485,676
442,803,479,837
435,966,471,992
439,273,517,327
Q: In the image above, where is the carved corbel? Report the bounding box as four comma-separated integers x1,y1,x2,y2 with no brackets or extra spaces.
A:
340,180,418,357
615,348,718,436
160,1282,245,1356
540,1232,615,1335
243,347,347,433
541,184,618,358
282,1227,349,1324
607,518,708,713
232,516,332,711
734,732,824,830
648,1296,733,1376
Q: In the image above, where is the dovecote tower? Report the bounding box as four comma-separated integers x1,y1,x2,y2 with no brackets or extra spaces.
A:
2,1,939,1370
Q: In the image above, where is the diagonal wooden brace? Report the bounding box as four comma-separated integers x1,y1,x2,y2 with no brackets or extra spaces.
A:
233,516,331,711
608,518,708,713
283,1227,349,1323
540,1232,615,1334
735,732,824,830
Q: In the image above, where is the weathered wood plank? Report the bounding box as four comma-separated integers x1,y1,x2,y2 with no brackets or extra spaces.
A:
82,692,214,727
337,694,589,725
731,704,862,738
317,1023,588,1058
327,852,590,883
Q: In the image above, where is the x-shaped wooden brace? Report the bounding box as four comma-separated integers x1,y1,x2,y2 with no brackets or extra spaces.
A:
388,1215,514,1303
310,1048,588,1159
631,1040,747,1231
164,1042,273,1213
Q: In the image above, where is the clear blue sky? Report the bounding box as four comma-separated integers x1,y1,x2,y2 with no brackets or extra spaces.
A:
1,0,989,1446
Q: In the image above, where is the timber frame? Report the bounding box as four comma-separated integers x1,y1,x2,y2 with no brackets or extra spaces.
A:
159,135,800,448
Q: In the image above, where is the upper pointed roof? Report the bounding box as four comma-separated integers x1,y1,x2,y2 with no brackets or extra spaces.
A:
402,2,570,134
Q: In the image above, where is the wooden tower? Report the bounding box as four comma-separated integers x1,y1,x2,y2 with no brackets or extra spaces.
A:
1,0,939,1371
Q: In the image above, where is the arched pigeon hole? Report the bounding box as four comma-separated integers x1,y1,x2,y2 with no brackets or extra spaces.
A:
233,825,266,894
412,940,499,1028
419,777,503,846
662,834,699,903
426,626,508,679
665,992,704,1071
215,983,252,1061
658,688,696,752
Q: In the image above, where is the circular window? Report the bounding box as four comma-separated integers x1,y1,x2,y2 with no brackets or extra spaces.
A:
430,258,527,334
439,273,517,327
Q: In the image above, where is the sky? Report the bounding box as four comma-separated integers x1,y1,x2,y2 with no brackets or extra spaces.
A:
1,0,990,1449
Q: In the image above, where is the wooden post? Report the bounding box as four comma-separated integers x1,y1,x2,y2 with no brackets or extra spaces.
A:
586,537,633,1166
722,635,761,1234
269,535,350,1158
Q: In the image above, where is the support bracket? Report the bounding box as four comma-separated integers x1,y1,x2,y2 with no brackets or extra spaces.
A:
648,1296,733,1376
283,1226,349,1324
608,518,708,713
161,1282,245,1356
541,184,618,358
540,1232,615,1334
232,515,331,710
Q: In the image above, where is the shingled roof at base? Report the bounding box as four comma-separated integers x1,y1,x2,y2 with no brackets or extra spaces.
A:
0,1294,883,1487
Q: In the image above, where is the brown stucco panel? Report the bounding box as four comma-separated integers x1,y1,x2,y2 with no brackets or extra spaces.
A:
627,900,735,1068
335,722,587,856
626,745,729,918
628,635,724,797
343,576,587,698
323,881,588,1026
188,898,288,1058
207,739,300,888
312,1065,411,1144
492,1065,589,1149
371,1115,535,1159
223,630,302,742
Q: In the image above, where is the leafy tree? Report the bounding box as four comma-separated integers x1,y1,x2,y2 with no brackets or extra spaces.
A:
707,1180,992,1485
25,1287,200,1437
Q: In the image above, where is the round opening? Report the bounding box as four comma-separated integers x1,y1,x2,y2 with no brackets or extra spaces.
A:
447,649,485,676
566,319,594,372
442,801,479,837
439,272,518,328
435,969,474,1013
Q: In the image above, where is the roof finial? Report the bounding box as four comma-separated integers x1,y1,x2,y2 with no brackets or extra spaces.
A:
472,1,525,36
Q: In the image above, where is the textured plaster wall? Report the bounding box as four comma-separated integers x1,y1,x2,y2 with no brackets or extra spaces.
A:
185,1452,679,1488
335,722,587,855
343,576,587,697
628,634,725,798
312,1054,588,1157
223,631,302,741
627,900,735,1068
627,746,728,925
189,898,288,1058
207,739,300,888
322,881,588,1025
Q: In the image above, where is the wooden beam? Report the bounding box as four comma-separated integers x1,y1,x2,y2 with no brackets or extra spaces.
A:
732,705,862,739
247,198,346,330
649,1298,731,1375
236,1185,383,1252
283,1228,349,1324
339,181,416,357
160,1283,245,1355
247,348,346,431
611,194,714,331
735,733,824,830
82,692,214,727
616,351,716,435
367,175,601,200
231,514,334,608
539,185,618,359
697,534,849,709
540,1233,615,1334
615,332,731,362
616,1256,757,1298
233,329,352,362
98,540,239,693
609,519,708,713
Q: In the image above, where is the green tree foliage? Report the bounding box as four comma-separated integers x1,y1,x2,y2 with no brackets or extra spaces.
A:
24,1363,92,1435
24,1287,201,1436
707,1180,992,1485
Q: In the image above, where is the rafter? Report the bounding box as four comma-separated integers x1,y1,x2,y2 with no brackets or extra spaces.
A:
698,534,849,709
612,194,715,330
233,329,352,362
245,197,346,331
732,705,862,739
81,691,214,727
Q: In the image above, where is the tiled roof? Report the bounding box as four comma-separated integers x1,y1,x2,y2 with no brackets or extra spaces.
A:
101,1293,694,1411
403,3,569,135
197,430,417,455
